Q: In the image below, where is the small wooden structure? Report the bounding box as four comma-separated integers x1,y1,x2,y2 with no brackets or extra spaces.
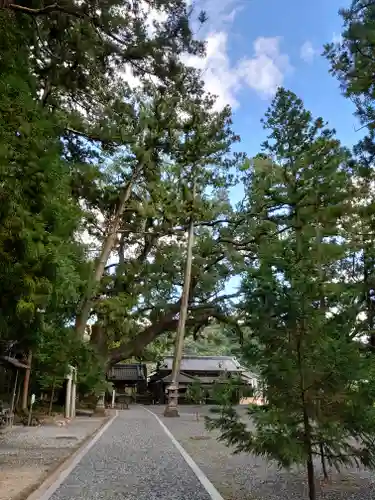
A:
106,363,147,407
0,355,29,427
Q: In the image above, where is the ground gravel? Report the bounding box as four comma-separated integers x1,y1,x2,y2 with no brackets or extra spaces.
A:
150,405,375,500
49,408,211,500
0,417,104,500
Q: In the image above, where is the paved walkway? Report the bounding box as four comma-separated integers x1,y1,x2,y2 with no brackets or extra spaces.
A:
48,408,212,500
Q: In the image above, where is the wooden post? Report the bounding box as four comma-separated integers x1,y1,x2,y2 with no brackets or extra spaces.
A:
9,370,18,427
65,373,72,419
164,181,196,418
21,352,32,411
48,378,56,416
70,370,76,418
27,393,35,426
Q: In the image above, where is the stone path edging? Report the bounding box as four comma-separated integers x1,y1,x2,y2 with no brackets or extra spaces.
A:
25,411,117,500
144,407,224,500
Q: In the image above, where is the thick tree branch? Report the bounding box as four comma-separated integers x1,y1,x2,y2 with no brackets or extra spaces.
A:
75,163,143,337
65,127,115,145
108,304,238,366
7,3,70,15
219,225,291,249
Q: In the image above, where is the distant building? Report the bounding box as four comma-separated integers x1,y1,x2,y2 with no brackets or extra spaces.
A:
148,355,258,404
107,363,148,403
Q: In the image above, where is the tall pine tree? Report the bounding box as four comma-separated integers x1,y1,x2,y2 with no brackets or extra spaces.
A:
207,89,375,500
325,0,375,350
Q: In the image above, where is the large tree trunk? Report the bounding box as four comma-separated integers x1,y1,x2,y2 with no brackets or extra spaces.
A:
304,408,316,500
75,165,141,338
90,323,108,357
319,442,328,482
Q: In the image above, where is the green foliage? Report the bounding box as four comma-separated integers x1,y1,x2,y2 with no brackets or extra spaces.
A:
74,344,109,397
324,0,375,139
33,325,107,396
186,378,205,420
207,89,375,499
145,324,241,360
208,373,247,408
33,326,73,391
0,0,240,384
89,87,242,363
3,5,375,494
183,324,240,356
324,0,375,350
186,378,204,405
0,13,86,347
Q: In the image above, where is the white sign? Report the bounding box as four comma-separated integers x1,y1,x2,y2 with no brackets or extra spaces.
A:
30,394,36,405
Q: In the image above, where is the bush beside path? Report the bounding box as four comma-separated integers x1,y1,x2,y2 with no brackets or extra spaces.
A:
150,405,375,500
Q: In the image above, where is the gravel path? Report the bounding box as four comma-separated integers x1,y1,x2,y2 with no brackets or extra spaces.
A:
49,408,211,500
0,417,104,500
150,405,375,500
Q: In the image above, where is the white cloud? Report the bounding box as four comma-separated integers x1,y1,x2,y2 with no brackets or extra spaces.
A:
222,6,242,23
118,0,244,96
185,1,292,107
239,37,292,99
300,41,317,63
183,32,241,110
118,1,291,109
332,32,343,44
184,34,291,108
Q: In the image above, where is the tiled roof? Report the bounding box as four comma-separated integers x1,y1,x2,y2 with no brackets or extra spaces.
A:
159,355,243,372
107,364,146,381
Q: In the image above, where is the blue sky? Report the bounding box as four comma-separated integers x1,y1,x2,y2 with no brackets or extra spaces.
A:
186,0,359,204
184,0,359,292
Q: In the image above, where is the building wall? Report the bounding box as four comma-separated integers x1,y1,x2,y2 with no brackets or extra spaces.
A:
148,368,245,405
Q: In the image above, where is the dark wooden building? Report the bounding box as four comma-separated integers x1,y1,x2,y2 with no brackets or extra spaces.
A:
106,363,147,404
148,355,256,404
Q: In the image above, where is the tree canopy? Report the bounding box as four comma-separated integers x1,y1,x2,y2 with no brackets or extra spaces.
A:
207,88,375,500
2,2,375,496
0,0,243,395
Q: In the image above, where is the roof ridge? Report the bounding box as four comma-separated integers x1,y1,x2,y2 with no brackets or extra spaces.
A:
164,355,235,359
